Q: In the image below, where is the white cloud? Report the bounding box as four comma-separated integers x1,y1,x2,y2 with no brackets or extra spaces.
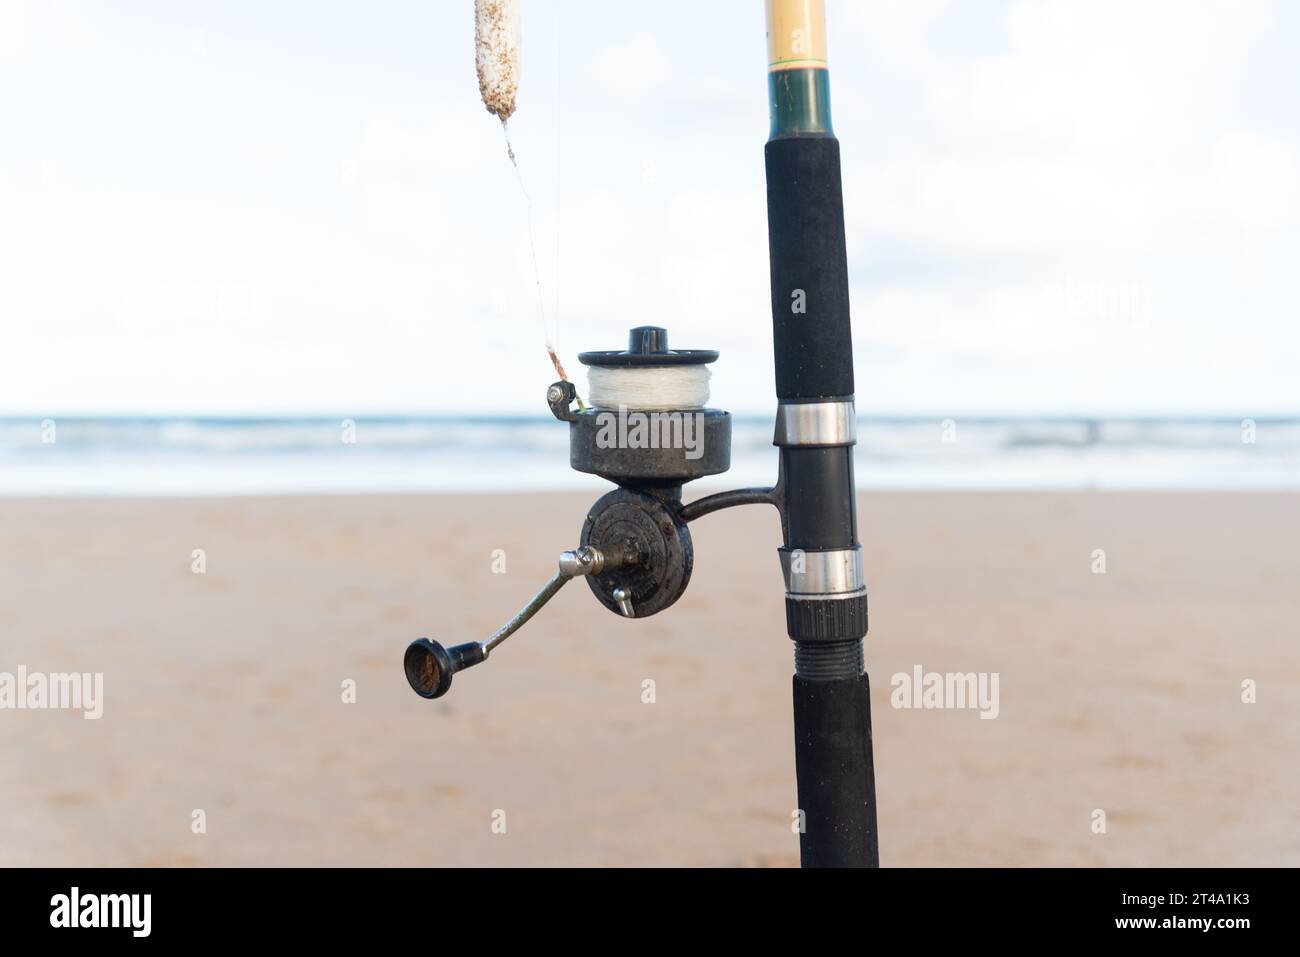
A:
841,0,1294,260
960,0,1271,149
1202,133,1300,228
591,31,671,96
0,0,92,65
0,0,1295,415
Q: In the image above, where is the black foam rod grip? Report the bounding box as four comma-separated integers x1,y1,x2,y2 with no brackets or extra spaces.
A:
764,136,855,401
792,672,879,867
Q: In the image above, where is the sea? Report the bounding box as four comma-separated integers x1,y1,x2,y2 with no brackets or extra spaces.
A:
0,415,1296,496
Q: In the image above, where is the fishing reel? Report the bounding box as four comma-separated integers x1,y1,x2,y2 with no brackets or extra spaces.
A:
405,326,750,700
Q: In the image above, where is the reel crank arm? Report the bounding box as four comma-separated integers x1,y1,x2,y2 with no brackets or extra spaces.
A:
403,543,636,700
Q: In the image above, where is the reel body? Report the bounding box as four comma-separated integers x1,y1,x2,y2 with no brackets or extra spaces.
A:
554,325,731,615
560,406,731,488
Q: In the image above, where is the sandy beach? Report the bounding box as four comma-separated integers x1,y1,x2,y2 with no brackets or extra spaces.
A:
1,491,1297,867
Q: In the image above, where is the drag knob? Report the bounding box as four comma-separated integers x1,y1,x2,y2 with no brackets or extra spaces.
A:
403,638,486,699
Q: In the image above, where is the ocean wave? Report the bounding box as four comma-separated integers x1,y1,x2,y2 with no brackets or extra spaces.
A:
0,416,1296,494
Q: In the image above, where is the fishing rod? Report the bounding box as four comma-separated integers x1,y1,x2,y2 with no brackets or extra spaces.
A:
405,0,877,868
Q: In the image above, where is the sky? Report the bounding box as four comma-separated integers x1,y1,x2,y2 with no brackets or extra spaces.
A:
1,0,1297,417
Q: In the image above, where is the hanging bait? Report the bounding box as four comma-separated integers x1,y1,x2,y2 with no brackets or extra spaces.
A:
474,0,520,123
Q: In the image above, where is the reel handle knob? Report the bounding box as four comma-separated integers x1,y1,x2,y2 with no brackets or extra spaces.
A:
403,638,486,699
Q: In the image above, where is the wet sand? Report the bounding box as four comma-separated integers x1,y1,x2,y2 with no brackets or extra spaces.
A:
1,492,1297,866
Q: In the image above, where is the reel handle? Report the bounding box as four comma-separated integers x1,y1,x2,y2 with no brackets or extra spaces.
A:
403,544,635,700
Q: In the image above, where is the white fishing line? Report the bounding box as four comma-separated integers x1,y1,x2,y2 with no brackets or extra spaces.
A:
476,0,579,397
587,365,712,411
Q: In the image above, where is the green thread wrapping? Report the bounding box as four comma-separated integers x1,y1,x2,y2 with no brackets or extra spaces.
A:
768,68,833,139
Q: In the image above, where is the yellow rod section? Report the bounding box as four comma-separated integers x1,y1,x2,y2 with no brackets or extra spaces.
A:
765,0,828,72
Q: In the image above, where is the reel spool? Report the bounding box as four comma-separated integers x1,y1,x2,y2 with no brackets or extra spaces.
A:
547,326,732,488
